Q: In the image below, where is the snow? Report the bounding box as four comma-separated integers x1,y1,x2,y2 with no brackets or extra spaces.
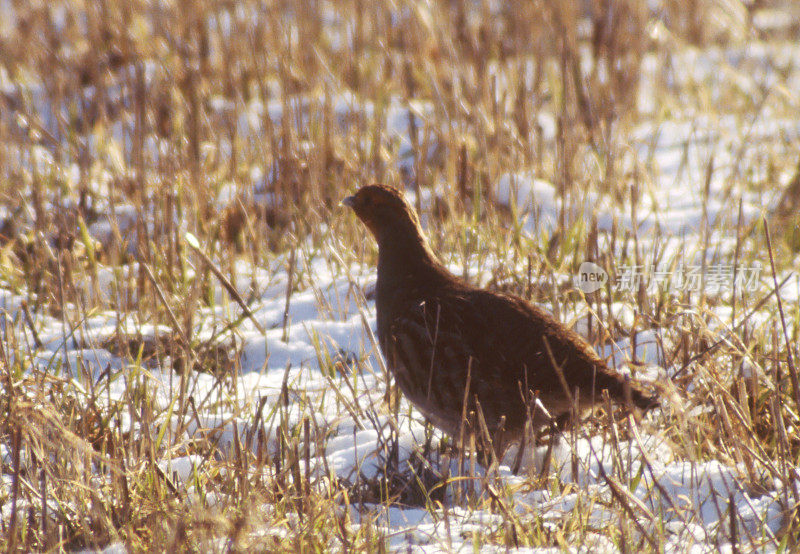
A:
2,10,798,552
2,231,791,550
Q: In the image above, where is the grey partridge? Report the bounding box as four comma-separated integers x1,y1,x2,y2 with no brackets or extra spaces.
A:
343,184,657,462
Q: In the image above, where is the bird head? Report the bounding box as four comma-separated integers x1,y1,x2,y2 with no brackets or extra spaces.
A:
341,185,423,244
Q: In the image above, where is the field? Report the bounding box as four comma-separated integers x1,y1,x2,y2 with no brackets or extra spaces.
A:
1,0,799,551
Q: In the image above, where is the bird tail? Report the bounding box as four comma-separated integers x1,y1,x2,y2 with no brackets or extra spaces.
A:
628,383,659,411
595,369,659,412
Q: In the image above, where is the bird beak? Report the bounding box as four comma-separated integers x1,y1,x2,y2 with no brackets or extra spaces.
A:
341,195,356,209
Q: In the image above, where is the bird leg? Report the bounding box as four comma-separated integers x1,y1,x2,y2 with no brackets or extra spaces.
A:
511,388,556,473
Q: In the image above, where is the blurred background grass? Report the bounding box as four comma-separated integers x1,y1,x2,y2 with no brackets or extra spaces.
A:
1,0,799,550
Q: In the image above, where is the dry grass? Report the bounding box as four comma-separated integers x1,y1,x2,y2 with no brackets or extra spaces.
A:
1,0,799,551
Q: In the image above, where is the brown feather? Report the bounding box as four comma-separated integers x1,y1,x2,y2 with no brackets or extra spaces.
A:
344,184,658,457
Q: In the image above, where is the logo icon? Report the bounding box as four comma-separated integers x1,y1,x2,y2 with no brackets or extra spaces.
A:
575,261,608,293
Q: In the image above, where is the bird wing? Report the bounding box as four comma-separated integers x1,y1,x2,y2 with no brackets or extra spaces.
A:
465,288,657,412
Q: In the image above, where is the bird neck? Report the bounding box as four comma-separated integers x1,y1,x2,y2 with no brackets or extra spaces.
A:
376,229,447,289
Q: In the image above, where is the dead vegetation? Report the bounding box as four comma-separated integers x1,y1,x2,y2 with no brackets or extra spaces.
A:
0,0,799,551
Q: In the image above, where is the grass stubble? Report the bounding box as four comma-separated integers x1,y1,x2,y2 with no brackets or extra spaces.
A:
0,0,799,551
